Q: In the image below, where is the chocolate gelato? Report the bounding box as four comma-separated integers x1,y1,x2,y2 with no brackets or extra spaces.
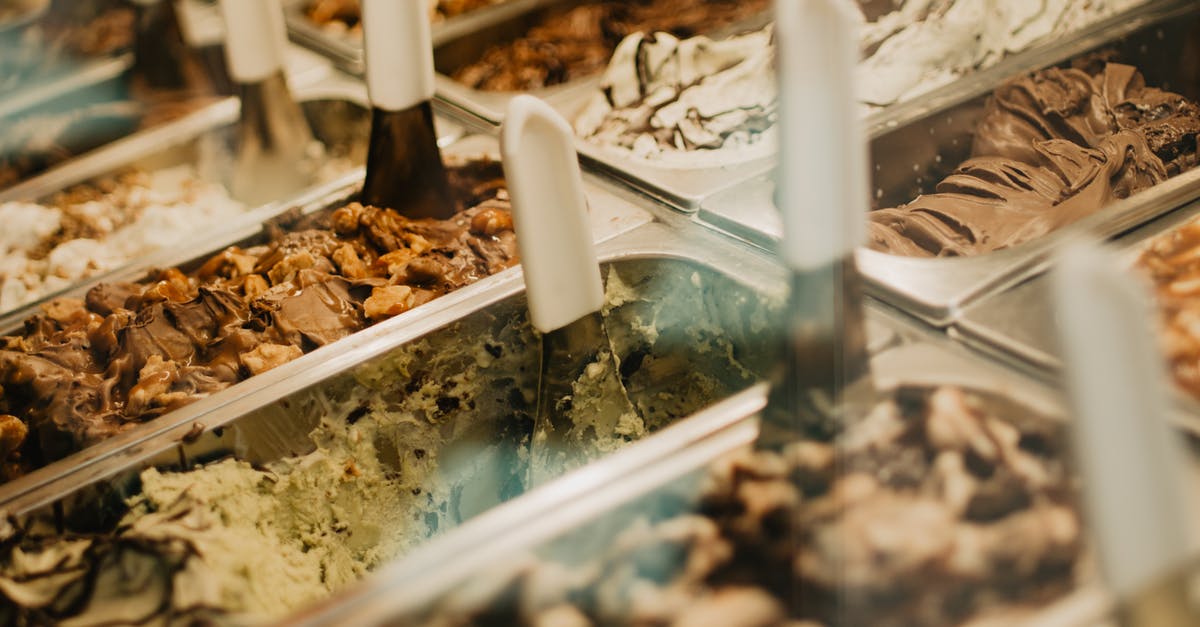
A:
451,0,769,92
415,385,1081,627
869,63,1200,257
0,159,517,481
0,259,778,624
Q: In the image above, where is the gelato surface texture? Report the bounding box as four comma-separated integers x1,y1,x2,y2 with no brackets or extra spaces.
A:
416,385,1081,627
574,25,776,166
0,166,245,315
451,0,769,92
869,62,1200,257
0,160,518,481
858,0,1147,109
0,259,778,624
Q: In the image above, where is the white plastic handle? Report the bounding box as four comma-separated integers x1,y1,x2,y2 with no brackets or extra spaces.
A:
218,0,286,83
362,0,436,111
776,0,867,270
1053,241,1194,600
501,95,604,335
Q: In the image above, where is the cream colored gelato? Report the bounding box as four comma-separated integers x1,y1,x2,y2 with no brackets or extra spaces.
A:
858,0,1148,109
0,166,244,314
574,25,776,167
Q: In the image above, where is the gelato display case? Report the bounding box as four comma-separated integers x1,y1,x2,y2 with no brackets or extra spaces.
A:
5,0,1200,624
0,217,902,622
0,131,650,506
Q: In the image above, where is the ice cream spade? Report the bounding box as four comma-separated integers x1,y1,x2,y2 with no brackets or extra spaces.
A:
130,0,193,90
501,95,638,488
360,0,455,220
763,0,873,437
219,0,315,207
1053,242,1200,627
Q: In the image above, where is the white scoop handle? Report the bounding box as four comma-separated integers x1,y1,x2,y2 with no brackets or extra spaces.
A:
1053,241,1193,600
218,0,286,84
362,0,436,112
501,95,603,335
776,0,867,270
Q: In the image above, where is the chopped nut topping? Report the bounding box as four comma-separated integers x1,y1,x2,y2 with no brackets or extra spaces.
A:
470,207,514,236
240,343,304,376
332,243,368,280
364,285,415,320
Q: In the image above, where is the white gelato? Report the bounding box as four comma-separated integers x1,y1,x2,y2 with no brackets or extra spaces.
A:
0,165,245,314
858,0,1149,108
574,25,777,168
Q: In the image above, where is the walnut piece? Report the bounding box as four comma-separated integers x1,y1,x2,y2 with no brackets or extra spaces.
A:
364,285,416,320
127,355,180,416
240,343,304,375
332,243,368,280
331,202,365,235
470,207,514,236
267,251,317,285
0,414,27,461
242,274,270,300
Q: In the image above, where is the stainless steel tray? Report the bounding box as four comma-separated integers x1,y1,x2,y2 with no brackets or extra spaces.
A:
280,308,1115,627
430,0,606,126
437,0,1194,213
700,0,1200,326
0,0,48,33
0,132,653,512
0,0,122,105
0,62,473,322
0,81,390,321
0,53,148,190
282,0,362,73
